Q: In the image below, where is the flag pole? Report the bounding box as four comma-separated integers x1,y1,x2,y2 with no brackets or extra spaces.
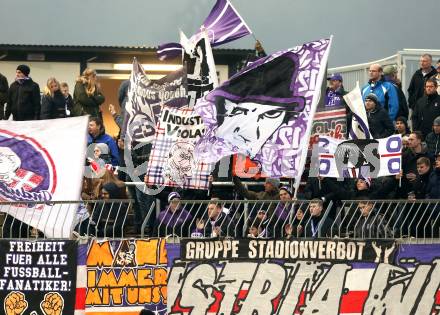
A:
293,36,333,199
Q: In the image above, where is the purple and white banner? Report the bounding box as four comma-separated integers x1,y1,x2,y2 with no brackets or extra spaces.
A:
0,116,88,237
125,59,187,144
344,85,371,139
145,106,213,190
157,0,252,60
194,39,331,178
181,30,218,108
318,134,402,178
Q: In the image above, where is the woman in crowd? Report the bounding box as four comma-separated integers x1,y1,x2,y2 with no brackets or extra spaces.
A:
40,77,69,119
90,182,129,237
155,192,192,237
73,68,105,117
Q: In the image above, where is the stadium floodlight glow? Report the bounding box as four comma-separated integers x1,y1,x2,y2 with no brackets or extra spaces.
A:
113,64,181,71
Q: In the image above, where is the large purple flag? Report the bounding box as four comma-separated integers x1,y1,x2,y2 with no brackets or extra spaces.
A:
194,39,332,179
157,0,252,60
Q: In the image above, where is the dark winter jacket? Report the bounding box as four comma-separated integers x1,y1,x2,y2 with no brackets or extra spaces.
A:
366,106,395,139
425,132,440,156
40,90,69,119
0,73,8,119
191,212,233,238
384,77,408,119
412,93,440,138
426,168,440,199
408,67,437,109
73,82,105,117
6,78,41,120
411,170,432,199
301,214,334,238
353,211,391,238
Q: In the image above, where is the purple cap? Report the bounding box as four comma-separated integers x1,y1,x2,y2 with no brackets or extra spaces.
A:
327,73,343,81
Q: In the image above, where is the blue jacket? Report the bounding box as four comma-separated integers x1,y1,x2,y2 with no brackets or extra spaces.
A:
362,79,399,121
87,133,120,166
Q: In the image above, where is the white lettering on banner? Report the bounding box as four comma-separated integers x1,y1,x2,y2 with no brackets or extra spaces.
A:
169,260,440,314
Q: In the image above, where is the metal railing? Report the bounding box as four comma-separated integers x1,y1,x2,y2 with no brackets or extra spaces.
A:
329,48,440,96
3,199,440,243
0,199,133,239
149,199,440,243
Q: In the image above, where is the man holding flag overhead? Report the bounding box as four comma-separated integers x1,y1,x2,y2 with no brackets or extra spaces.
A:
157,0,252,60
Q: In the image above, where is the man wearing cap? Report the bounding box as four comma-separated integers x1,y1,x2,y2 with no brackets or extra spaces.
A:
408,54,437,110
383,64,408,119
0,72,7,119
361,63,399,121
325,73,347,107
412,78,440,138
364,93,394,139
425,116,440,156
6,65,41,121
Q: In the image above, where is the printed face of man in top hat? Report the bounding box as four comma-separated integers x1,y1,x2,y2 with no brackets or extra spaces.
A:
216,100,287,157
213,52,305,158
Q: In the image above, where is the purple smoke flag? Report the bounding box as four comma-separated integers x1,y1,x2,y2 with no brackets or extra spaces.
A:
194,38,332,180
157,0,252,60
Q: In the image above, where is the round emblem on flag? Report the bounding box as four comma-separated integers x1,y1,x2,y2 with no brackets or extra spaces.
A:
0,129,57,202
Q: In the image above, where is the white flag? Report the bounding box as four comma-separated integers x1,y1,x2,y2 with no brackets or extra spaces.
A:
0,116,88,237
318,134,402,178
343,83,371,139
181,29,218,108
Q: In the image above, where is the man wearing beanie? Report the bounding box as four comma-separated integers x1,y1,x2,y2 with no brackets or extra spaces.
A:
364,93,394,139
233,176,280,201
6,65,41,121
425,116,440,156
412,78,440,139
361,63,399,121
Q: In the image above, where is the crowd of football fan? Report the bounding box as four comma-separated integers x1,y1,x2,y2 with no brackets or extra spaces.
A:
0,52,439,239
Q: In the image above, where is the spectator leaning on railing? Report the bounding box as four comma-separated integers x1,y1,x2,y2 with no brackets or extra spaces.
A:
155,192,193,237
191,199,232,238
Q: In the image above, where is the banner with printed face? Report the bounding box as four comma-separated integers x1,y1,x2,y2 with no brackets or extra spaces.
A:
0,240,77,315
0,116,88,237
125,59,187,144
145,106,214,189
194,39,331,179
167,240,440,315
85,239,167,315
318,134,402,178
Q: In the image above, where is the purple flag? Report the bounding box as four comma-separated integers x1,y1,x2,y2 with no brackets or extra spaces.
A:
194,39,332,179
157,0,252,60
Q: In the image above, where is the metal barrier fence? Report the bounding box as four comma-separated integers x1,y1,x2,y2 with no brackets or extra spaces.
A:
149,199,440,243
328,48,440,96
0,200,133,239
1,199,440,243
